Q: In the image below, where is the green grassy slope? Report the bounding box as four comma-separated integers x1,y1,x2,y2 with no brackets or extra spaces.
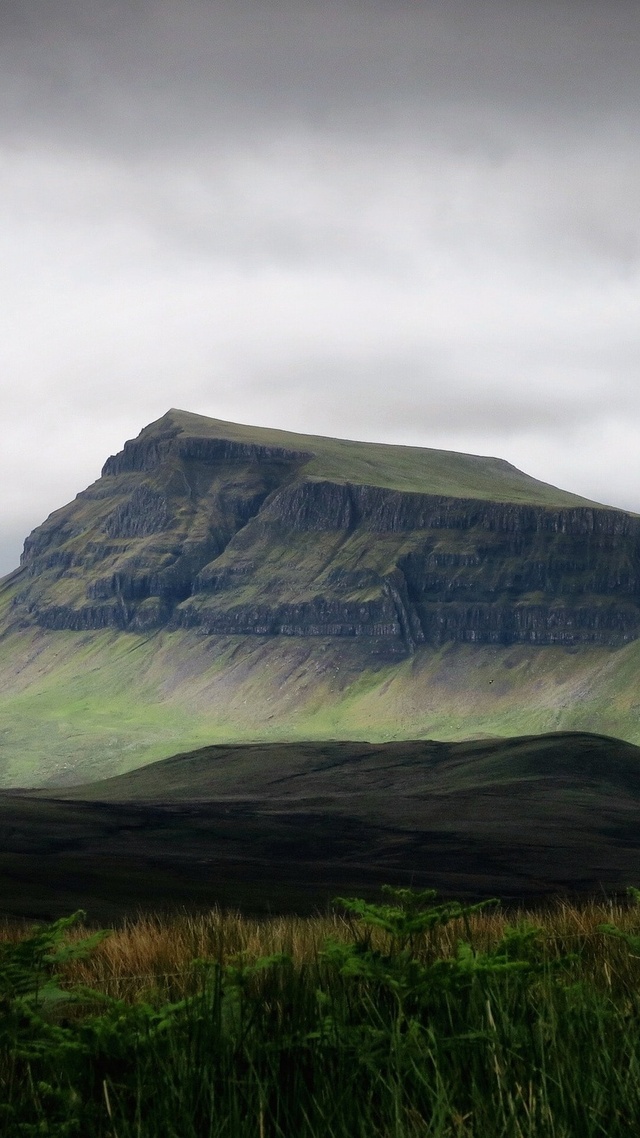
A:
2,559,640,789
148,409,611,506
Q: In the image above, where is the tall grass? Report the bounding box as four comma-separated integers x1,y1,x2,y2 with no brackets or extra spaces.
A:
3,896,635,998
3,891,640,1136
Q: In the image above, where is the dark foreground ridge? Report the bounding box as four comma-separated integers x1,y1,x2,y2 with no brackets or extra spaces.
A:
2,731,640,920
11,408,640,652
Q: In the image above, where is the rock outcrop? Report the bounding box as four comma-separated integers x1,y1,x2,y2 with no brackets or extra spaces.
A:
13,409,640,653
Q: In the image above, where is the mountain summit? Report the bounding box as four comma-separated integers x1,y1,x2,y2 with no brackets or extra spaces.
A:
11,409,640,654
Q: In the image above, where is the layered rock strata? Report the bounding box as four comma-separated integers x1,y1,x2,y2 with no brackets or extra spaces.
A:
13,410,640,653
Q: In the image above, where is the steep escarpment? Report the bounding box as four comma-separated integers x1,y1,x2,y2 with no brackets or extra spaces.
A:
16,417,309,633
11,409,640,651
101,422,312,478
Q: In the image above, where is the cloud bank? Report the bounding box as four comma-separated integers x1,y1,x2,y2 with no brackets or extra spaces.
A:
1,0,640,573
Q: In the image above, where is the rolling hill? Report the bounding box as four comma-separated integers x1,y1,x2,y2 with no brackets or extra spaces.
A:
2,732,640,920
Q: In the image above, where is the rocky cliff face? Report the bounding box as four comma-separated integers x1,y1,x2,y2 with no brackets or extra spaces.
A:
13,411,640,653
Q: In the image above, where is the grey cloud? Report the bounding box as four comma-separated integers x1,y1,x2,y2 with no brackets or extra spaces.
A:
239,349,625,439
1,0,640,572
3,0,640,158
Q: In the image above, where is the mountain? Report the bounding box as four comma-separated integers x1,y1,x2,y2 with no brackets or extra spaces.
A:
2,732,640,919
11,408,640,648
2,409,640,787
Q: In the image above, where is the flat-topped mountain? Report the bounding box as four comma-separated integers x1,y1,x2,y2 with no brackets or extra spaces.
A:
10,409,640,652
3,410,640,789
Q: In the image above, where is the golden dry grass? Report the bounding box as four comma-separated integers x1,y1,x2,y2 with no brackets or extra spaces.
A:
3,896,640,1003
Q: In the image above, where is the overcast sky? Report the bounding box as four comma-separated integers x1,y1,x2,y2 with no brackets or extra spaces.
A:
2,0,640,575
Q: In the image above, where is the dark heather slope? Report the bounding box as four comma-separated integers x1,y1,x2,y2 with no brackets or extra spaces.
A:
47,730,640,805
3,733,640,918
12,409,640,653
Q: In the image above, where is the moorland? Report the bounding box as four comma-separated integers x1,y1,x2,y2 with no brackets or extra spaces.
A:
2,731,640,922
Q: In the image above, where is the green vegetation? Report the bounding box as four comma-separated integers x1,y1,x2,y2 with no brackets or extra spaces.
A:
157,409,608,505
4,889,640,1136
2,549,640,791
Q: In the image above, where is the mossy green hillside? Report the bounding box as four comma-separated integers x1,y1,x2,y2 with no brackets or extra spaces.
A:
2,592,640,787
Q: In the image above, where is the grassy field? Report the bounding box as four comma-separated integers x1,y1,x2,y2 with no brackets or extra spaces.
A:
4,889,640,1136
